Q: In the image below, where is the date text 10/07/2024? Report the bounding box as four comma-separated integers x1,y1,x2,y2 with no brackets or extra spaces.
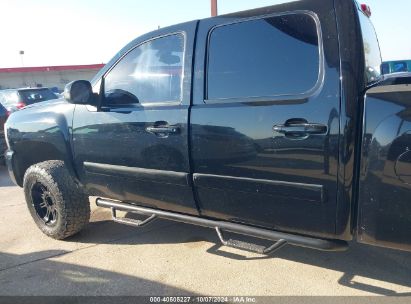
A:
149,297,257,303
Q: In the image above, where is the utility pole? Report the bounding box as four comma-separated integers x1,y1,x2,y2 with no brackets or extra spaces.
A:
19,50,25,67
211,0,218,17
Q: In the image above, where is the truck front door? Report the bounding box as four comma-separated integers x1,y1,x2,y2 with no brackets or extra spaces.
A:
190,1,342,238
72,22,199,215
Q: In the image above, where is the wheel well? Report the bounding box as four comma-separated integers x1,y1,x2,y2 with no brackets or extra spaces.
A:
14,141,65,186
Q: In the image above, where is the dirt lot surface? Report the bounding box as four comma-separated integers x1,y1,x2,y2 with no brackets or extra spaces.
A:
0,166,411,296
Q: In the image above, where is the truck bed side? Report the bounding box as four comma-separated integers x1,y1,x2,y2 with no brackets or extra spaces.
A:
359,77,411,251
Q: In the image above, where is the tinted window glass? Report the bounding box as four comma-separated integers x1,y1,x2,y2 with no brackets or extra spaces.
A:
19,89,57,104
207,13,320,100
358,11,382,83
104,34,184,106
393,61,408,73
381,63,390,75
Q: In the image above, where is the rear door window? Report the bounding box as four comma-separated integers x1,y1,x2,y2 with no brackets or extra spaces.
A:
207,13,321,100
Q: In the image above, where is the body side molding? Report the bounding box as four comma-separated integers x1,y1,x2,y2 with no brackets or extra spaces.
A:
193,173,324,203
84,162,190,186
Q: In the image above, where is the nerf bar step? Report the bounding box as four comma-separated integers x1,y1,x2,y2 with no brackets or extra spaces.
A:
95,198,348,252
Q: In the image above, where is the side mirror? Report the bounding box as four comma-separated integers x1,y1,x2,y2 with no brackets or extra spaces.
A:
64,80,93,104
159,53,181,65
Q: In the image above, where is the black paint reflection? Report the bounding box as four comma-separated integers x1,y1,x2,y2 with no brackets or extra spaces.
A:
359,84,411,251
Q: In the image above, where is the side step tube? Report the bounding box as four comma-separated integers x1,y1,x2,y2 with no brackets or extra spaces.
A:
96,198,348,252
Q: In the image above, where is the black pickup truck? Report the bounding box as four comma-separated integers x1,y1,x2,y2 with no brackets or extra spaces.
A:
4,0,411,254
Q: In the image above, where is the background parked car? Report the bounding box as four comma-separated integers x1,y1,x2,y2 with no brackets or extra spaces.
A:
0,87,58,115
0,103,7,164
381,60,411,74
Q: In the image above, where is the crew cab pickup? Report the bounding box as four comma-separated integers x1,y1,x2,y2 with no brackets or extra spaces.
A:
4,0,411,254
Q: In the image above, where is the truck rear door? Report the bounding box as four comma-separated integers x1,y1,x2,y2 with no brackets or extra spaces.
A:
190,0,342,238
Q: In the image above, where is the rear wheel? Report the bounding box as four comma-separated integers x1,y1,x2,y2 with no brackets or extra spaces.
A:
23,160,90,239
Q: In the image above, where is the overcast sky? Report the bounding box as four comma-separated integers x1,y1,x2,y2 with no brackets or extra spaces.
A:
0,0,410,68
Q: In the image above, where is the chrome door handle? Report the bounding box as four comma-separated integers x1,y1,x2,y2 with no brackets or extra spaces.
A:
146,125,180,137
273,121,327,139
273,123,327,134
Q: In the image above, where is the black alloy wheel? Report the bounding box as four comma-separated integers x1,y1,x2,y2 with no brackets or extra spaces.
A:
31,182,58,226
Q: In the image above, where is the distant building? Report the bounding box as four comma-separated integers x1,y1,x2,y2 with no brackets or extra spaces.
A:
0,64,105,91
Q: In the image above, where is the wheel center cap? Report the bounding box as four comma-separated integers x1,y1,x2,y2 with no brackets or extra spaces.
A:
41,192,53,207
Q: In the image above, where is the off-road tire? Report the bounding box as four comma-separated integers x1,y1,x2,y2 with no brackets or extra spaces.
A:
23,160,90,239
